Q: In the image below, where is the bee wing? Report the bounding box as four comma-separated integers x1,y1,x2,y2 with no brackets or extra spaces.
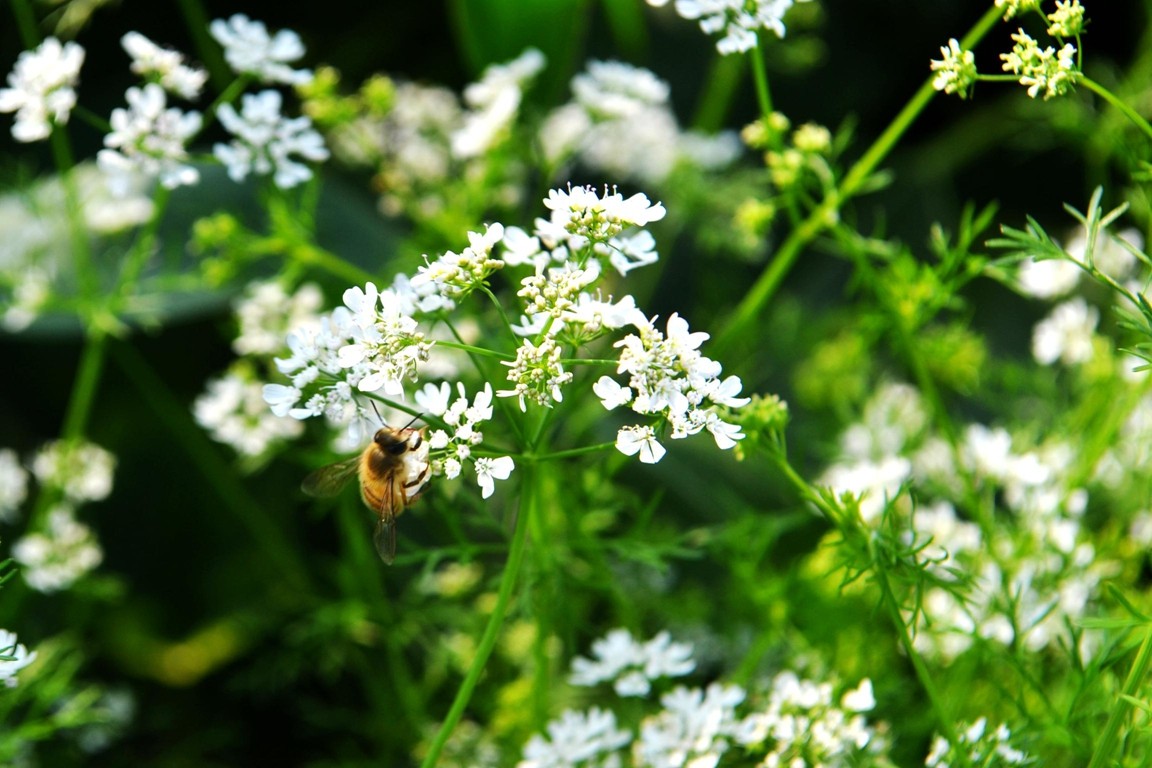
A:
372,512,398,565
301,456,360,498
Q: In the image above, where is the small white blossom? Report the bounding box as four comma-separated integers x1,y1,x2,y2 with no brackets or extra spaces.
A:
209,14,312,85
0,448,28,522
13,507,103,593
214,90,329,189
616,425,667,464
930,38,977,98
498,336,574,410
98,83,202,194
121,31,207,99
1017,256,1080,299
672,0,809,55
540,185,666,248
452,48,544,159
337,282,431,395
0,629,36,687
572,60,670,119
233,280,324,356
1032,297,1098,366
519,707,632,768
925,717,1030,766
196,366,305,456
32,440,115,504
0,37,85,142
411,223,506,304
1000,28,1078,100
634,683,745,767
474,455,515,499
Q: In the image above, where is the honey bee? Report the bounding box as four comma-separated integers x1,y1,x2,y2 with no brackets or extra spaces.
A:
302,421,430,564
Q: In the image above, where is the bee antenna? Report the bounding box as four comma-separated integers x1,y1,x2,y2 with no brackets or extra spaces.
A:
369,400,384,425
402,412,424,429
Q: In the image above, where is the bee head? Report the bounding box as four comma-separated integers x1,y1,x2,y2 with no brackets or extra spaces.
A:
374,428,410,455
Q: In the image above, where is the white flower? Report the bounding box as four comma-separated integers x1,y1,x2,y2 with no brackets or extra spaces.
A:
0,37,85,142
616,425,666,464
634,683,745,767
540,184,666,247
1000,28,1078,100
519,707,632,768
452,48,544,159
196,367,305,456
673,0,808,55
233,280,323,356
98,83,202,194
415,381,453,416
121,31,207,99
0,448,28,522
597,229,660,275
214,90,329,188
572,60,670,119
594,376,633,410
13,507,103,593
474,456,515,499
0,629,37,687
841,678,876,712
1032,297,1098,366
209,14,312,85
32,440,115,504
930,38,978,98
336,283,430,395
498,336,574,410
1017,256,1080,299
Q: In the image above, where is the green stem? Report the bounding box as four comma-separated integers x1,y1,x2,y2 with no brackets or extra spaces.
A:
713,4,1003,357
1080,76,1152,143
418,462,535,768
526,441,617,461
1087,622,1152,768
872,562,961,751
433,339,515,360
60,333,106,442
748,41,774,120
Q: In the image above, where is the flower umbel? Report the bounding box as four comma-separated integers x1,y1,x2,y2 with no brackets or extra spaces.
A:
214,90,329,188
1000,28,1078,100
930,39,978,99
0,37,85,142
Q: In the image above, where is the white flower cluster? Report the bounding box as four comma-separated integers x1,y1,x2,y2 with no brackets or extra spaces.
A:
98,83,202,194
13,506,104,593
453,48,545,159
214,90,329,189
0,629,37,687
0,37,85,142
930,39,978,99
820,382,1111,661
569,629,695,697
121,31,207,100
925,718,1030,767
520,630,885,768
1000,28,1078,100
415,382,515,499
208,14,313,86
339,282,434,395
519,707,632,768
1031,297,1097,366
233,279,325,356
195,365,306,457
542,60,741,186
646,0,810,55
0,448,29,523
595,313,749,463
410,223,506,306
32,439,116,504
